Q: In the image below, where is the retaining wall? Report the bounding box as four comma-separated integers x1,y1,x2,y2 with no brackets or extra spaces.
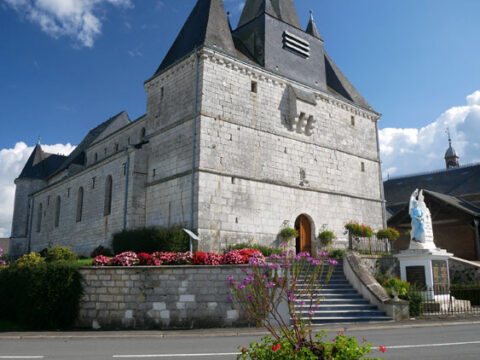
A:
77,266,249,330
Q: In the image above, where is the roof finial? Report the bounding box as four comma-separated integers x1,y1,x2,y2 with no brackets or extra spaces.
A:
306,9,322,40
37,136,41,145
310,10,314,21
446,127,452,146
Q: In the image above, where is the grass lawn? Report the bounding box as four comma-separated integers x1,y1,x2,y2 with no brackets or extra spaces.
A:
72,258,94,267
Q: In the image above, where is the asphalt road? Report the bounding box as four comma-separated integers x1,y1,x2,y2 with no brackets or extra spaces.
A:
1,321,480,359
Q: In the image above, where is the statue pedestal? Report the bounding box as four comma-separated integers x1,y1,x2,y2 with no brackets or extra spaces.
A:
395,248,452,300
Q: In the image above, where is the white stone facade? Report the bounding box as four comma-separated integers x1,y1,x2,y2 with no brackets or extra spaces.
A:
11,47,384,256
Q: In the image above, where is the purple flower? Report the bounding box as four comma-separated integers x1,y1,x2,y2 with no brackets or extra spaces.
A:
226,275,235,281
327,259,339,265
280,242,289,248
319,251,328,257
238,284,246,289
308,309,314,316
288,294,296,301
245,294,254,301
266,282,276,288
269,254,281,260
269,263,280,269
226,296,233,302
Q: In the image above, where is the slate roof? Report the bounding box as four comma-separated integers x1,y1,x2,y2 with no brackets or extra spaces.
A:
154,0,236,75
388,189,480,226
18,144,68,180
324,52,374,112
238,0,301,29
50,111,128,178
153,0,375,113
424,190,480,218
384,163,480,208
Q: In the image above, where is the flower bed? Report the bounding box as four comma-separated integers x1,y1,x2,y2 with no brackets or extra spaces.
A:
91,249,265,267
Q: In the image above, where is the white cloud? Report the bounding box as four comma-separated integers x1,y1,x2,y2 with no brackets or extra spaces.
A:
380,90,480,178
0,142,75,238
3,0,132,47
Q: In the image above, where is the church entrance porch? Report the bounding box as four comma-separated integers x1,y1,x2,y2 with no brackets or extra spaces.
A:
295,214,312,254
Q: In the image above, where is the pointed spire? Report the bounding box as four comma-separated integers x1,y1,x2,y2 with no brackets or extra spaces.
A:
155,0,236,75
306,10,322,40
227,11,233,32
444,128,460,168
238,0,301,28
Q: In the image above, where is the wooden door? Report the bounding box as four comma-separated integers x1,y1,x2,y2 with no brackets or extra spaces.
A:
295,215,311,254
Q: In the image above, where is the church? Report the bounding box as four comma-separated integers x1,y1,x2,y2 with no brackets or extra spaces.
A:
10,0,385,257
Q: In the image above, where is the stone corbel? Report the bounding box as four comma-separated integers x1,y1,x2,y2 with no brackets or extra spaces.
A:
288,85,317,136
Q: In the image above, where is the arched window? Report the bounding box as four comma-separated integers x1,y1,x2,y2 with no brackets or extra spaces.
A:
76,187,84,223
36,203,43,233
54,196,61,228
141,127,146,139
104,175,113,216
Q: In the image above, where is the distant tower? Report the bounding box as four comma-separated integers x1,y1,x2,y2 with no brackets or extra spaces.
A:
444,128,460,169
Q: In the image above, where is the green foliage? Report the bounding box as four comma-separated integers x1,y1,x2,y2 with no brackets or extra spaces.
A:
380,277,410,297
42,246,78,263
328,249,346,259
407,286,424,317
112,226,189,254
279,227,298,240
90,245,113,258
14,252,45,267
238,331,378,360
344,222,373,238
376,228,400,242
0,263,83,329
318,230,335,247
226,243,283,256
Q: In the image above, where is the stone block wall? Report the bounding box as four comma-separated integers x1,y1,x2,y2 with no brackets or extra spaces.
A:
449,257,480,283
360,255,400,279
77,266,249,330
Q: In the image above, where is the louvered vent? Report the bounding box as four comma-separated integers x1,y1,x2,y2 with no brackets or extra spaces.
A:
283,31,310,58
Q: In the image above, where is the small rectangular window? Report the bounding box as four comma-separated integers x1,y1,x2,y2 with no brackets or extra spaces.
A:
92,177,96,189
251,81,257,93
123,163,127,176
351,116,355,126
361,162,365,172
161,86,164,99
153,169,156,177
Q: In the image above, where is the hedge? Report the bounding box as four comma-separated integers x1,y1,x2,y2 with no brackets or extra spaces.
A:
0,263,83,329
112,226,189,254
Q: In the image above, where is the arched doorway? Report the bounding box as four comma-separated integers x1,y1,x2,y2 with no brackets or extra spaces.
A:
295,214,312,254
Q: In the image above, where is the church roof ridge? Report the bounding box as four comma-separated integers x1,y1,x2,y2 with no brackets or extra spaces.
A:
385,162,480,182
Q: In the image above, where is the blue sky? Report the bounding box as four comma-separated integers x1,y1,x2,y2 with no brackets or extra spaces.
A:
1,0,480,236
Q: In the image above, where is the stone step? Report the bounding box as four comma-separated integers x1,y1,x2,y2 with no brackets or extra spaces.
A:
296,293,364,300
296,310,387,317
308,316,392,324
295,304,378,311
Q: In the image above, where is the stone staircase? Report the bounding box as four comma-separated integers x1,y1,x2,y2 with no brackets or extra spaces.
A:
294,259,392,324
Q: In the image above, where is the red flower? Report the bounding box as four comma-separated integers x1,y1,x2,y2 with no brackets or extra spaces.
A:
272,344,281,352
379,346,387,353
241,347,246,354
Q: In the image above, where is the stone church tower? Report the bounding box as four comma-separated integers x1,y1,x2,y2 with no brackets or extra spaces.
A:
11,0,385,256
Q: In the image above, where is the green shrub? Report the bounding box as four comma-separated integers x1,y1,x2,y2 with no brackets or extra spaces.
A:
318,230,335,247
328,249,346,259
112,227,189,254
279,227,297,240
226,243,283,256
90,245,113,258
380,277,410,298
14,252,45,267
376,228,400,242
43,246,78,263
0,263,83,329
407,286,424,317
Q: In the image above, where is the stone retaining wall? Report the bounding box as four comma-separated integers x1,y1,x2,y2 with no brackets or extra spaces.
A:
449,257,480,283
359,255,400,279
77,266,249,330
